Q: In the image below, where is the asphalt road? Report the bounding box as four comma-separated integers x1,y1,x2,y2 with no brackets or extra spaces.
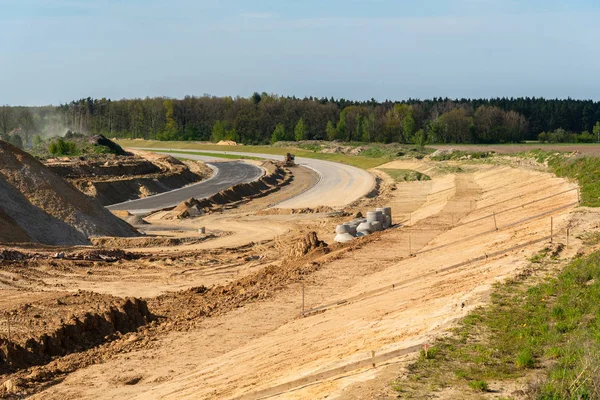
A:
133,148,376,209
107,160,263,213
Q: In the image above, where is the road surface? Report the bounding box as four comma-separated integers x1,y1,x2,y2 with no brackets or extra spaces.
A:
134,148,376,209
107,160,263,213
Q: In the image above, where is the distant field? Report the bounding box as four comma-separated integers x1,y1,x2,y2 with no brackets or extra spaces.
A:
116,139,390,169
429,143,600,155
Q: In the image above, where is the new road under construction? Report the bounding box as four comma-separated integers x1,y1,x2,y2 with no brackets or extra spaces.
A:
0,141,592,399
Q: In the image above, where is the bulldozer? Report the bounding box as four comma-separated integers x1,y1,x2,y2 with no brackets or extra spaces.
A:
284,153,295,167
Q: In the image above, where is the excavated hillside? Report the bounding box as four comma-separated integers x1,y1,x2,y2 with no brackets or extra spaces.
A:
46,150,212,206
0,141,139,245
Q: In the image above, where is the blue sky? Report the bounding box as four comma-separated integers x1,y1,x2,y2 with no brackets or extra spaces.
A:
1,0,599,105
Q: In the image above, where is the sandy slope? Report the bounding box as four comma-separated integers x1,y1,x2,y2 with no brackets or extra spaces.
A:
0,141,138,245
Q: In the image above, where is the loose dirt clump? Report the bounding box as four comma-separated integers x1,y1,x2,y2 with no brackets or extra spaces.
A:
288,232,328,258
0,141,139,246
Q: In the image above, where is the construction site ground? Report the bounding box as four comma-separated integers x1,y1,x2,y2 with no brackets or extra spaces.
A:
0,155,592,399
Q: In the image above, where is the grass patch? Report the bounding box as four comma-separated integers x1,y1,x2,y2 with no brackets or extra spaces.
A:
430,150,494,161
153,149,264,161
378,168,431,182
518,149,600,207
395,248,600,399
468,380,489,392
115,139,389,169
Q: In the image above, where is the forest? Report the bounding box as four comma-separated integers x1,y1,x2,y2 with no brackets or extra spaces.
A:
2,94,600,147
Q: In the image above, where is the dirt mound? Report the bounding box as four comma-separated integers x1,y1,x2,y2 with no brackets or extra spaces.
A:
216,140,240,146
125,215,149,225
88,134,128,156
0,292,153,376
0,141,139,246
288,232,328,258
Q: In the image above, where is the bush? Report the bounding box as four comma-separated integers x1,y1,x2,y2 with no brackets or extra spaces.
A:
515,348,535,369
577,131,595,143
49,137,77,156
468,380,489,392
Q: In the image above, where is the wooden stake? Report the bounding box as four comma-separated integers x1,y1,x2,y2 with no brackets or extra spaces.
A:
577,188,581,203
409,234,412,256
551,217,554,243
371,350,376,368
567,228,570,248
302,284,305,315
493,212,498,231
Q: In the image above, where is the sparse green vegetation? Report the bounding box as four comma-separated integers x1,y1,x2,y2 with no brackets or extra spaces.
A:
394,248,600,399
468,380,489,392
519,150,600,207
378,168,431,182
430,150,493,161
48,137,78,156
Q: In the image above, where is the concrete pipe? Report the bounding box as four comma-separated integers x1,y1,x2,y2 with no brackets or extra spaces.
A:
334,233,355,243
366,211,378,222
356,231,369,237
370,221,383,231
198,227,206,234
375,211,384,222
357,222,373,233
383,215,391,229
336,224,351,234
378,207,392,216
344,224,357,235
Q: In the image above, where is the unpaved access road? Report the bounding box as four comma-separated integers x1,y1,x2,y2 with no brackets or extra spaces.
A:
134,148,376,209
107,160,263,213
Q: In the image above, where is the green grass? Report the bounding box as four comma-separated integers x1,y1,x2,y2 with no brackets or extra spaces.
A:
395,248,600,399
153,149,265,161
378,168,431,182
518,150,599,207
430,150,494,161
115,139,389,169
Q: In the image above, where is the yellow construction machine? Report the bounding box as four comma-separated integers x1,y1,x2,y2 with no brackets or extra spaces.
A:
285,153,295,167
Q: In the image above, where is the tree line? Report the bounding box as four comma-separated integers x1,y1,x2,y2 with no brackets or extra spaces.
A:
3,94,600,147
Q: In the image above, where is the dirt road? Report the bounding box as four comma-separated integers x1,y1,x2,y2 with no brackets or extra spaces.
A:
135,148,376,209
107,160,263,213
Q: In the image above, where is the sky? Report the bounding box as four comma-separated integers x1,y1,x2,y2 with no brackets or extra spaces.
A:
1,0,600,105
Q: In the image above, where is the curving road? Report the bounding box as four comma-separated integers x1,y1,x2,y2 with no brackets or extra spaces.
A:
133,148,376,209
107,160,263,213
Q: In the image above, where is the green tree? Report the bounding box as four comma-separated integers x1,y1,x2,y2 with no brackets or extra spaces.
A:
158,99,178,140
325,120,337,141
355,115,364,143
336,111,347,141
362,113,375,142
594,122,600,143
414,129,426,149
271,123,286,144
33,134,43,147
403,113,416,143
48,137,77,156
211,120,228,142
294,118,307,141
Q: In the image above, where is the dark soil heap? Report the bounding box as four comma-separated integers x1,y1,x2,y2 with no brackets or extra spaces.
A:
0,140,139,245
